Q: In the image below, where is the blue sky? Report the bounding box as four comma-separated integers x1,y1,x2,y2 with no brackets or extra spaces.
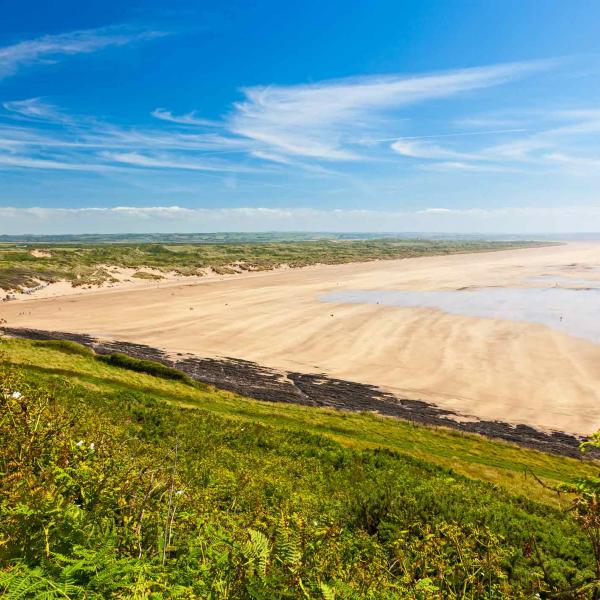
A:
1,0,600,233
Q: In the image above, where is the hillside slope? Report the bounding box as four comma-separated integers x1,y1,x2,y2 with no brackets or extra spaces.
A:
0,337,596,598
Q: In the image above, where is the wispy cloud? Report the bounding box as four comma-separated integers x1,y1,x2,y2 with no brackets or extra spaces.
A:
390,135,517,171
482,111,600,169
544,152,600,173
389,102,600,175
228,61,552,161
0,153,120,172
249,149,341,175
2,55,596,188
454,116,530,129
419,161,519,173
151,108,219,127
391,139,467,160
249,150,291,164
3,97,71,122
0,107,255,176
375,128,529,143
88,128,248,152
0,26,166,79
103,151,260,172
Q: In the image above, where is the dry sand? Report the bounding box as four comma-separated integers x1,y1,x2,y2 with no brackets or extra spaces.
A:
2,242,600,434
0,264,298,302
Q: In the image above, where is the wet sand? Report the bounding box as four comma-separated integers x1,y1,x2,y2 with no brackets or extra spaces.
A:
2,242,600,434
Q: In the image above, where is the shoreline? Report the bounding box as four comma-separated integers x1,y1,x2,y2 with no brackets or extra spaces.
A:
1,242,551,305
2,242,599,436
0,325,589,458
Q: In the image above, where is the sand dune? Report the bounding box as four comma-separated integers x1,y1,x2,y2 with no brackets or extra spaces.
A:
3,242,600,434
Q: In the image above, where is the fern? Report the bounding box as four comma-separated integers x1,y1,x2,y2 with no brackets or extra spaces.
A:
243,529,270,578
319,581,336,600
0,564,83,599
274,520,302,572
53,542,158,597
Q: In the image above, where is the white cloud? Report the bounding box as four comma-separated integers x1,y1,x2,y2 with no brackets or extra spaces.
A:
2,97,71,122
250,150,292,164
1,55,594,185
249,149,341,175
544,152,600,173
420,161,519,173
0,26,166,79
151,108,219,127
370,127,529,144
391,139,465,160
390,136,519,172
228,61,551,161
2,204,600,235
84,127,249,153
0,153,120,171
421,208,452,214
455,116,528,129
390,105,600,174
102,151,260,173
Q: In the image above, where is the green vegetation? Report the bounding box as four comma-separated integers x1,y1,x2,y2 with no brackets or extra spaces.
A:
96,352,197,385
0,238,543,291
32,340,198,384
4,338,593,504
132,271,164,280
0,336,598,597
558,432,600,595
32,339,96,357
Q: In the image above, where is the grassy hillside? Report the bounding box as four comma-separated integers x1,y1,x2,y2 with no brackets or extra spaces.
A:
0,336,596,598
0,239,541,291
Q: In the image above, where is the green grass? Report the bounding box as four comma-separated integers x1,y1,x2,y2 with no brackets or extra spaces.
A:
2,337,592,507
2,335,598,597
0,238,545,291
131,270,163,280
1,335,597,597
32,339,96,356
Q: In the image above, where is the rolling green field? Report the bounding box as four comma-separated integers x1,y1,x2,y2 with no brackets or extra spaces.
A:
0,238,543,291
1,336,597,598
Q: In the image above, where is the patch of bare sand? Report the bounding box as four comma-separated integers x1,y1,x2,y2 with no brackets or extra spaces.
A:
29,249,52,258
3,242,600,434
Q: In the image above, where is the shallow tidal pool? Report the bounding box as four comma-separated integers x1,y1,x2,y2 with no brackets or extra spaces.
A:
321,283,600,345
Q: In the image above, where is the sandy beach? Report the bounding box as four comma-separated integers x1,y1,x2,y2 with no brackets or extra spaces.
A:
2,242,600,434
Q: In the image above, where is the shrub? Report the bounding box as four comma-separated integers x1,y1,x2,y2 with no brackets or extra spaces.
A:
95,352,195,385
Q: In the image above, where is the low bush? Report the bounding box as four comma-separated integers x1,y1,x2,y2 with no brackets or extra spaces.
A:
95,352,196,385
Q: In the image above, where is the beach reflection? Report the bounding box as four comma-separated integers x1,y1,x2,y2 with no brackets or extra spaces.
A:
321,285,600,345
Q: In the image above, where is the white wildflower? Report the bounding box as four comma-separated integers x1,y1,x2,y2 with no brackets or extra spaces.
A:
175,490,185,495
76,440,84,447
89,443,95,451
11,391,22,399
